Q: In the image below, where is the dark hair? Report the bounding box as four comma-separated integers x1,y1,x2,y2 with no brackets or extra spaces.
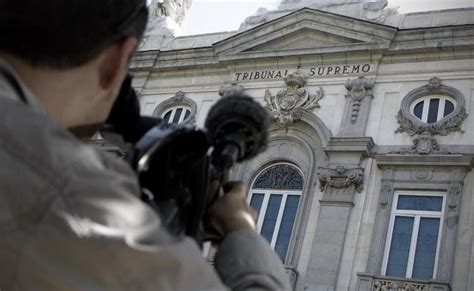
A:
0,0,148,68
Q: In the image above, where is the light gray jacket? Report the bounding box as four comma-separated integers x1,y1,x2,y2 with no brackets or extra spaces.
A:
0,60,291,291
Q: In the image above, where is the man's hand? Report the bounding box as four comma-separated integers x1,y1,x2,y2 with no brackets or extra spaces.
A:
208,181,258,237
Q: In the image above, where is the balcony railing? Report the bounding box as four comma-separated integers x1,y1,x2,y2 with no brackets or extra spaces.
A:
357,273,451,291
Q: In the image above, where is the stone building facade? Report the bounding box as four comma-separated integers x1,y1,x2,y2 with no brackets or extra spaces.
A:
127,2,474,290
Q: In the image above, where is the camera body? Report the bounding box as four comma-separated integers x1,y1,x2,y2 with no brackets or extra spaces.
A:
125,94,271,245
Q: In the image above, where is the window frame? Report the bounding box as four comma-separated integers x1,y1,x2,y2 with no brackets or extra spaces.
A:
409,95,456,124
247,162,304,263
153,91,197,125
381,190,446,280
162,106,192,124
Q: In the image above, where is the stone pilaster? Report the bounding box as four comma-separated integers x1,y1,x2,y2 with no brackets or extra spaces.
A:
339,76,375,137
305,138,373,291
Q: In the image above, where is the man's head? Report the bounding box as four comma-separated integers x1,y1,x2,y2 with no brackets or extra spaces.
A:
0,0,148,128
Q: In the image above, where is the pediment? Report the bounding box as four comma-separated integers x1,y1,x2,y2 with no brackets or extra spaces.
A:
243,27,363,52
214,8,397,60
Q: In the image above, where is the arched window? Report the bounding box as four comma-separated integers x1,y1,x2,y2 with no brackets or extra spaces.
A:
410,96,456,124
162,106,192,124
153,91,197,125
248,163,303,263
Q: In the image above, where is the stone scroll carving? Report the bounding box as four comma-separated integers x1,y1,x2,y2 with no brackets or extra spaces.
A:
395,77,468,155
395,107,468,136
264,72,324,128
345,76,375,124
317,166,364,193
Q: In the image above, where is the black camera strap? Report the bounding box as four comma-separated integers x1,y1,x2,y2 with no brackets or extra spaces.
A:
0,67,29,105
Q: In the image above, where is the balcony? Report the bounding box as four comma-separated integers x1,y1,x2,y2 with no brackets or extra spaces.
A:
357,273,451,291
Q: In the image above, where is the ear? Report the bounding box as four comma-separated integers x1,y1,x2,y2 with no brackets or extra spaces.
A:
97,37,138,91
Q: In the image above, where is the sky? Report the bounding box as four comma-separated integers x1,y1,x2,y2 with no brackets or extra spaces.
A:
183,0,474,35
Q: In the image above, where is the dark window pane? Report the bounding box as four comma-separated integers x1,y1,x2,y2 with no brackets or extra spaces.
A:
427,99,440,123
253,164,303,190
444,100,454,117
250,194,265,222
260,194,282,243
163,111,172,124
397,196,443,211
413,101,424,120
386,216,414,277
172,108,183,123
413,218,440,279
275,195,300,262
184,109,191,120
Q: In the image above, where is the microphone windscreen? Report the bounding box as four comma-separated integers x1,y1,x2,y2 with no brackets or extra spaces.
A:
205,93,271,162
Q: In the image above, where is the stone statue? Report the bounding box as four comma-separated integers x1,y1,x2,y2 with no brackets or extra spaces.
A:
139,0,193,50
240,0,399,31
152,0,193,28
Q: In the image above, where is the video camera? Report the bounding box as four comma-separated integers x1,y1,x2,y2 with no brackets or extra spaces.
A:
106,74,271,246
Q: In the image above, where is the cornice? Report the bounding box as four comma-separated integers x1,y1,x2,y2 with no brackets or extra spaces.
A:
375,154,473,169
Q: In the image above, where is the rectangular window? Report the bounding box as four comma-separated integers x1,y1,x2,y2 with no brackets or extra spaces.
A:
382,191,445,280
248,190,301,263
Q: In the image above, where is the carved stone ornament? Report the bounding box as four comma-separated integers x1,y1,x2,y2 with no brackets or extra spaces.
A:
379,182,393,209
172,90,186,101
264,71,324,128
345,76,375,124
427,76,442,91
317,166,364,193
395,77,468,137
411,169,433,181
218,83,246,98
410,131,440,155
374,279,430,291
447,184,462,211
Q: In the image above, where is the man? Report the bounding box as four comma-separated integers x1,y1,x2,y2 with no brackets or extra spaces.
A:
0,1,290,290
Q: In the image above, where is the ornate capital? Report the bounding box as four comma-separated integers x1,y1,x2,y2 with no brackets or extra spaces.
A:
345,76,375,124
317,166,364,193
264,71,324,128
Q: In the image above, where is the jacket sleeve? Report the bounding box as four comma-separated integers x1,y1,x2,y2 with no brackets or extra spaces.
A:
215,231,292,290
16,148,228,291
17,148,290,290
